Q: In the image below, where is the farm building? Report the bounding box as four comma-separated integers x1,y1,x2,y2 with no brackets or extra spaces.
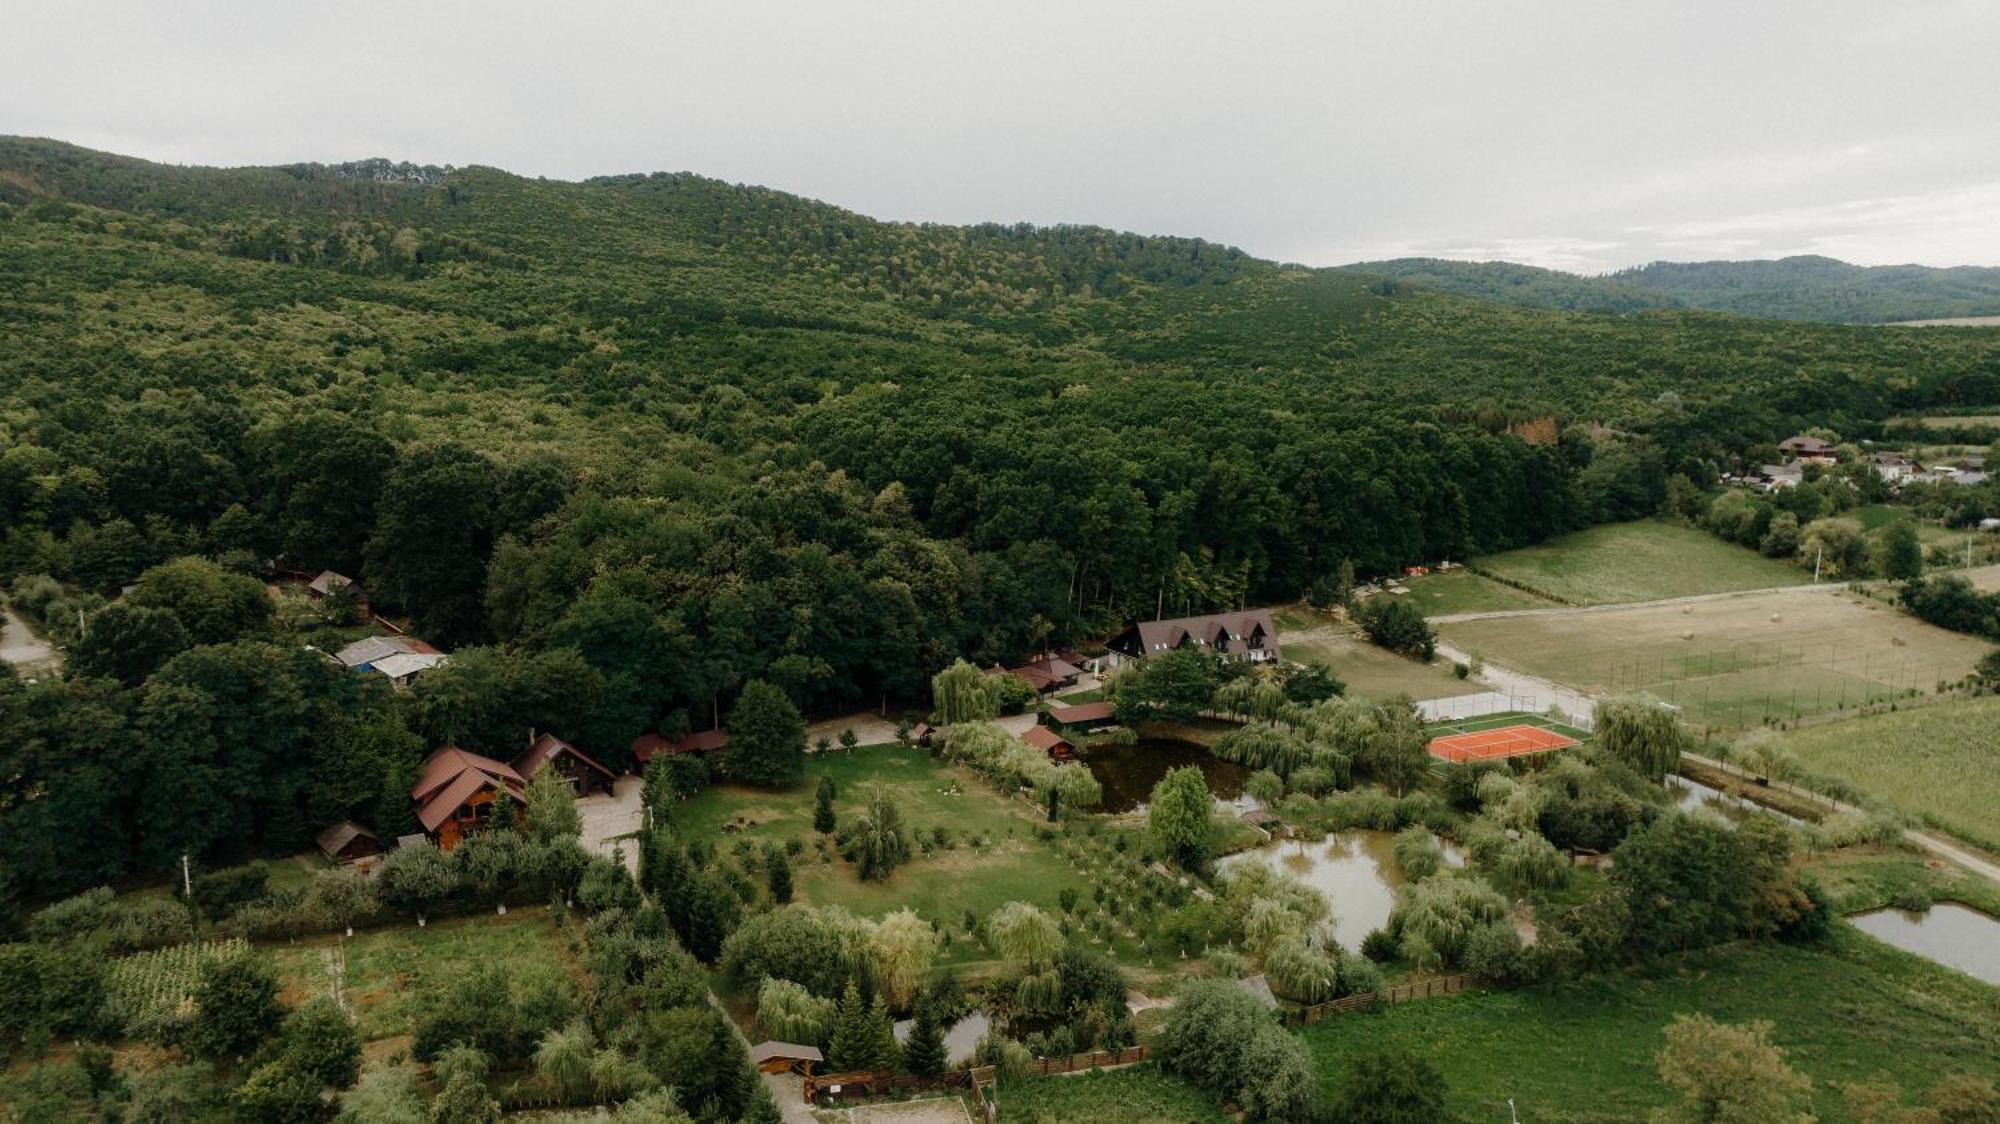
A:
1046,700,1116,731
410,746,527,849
750,1041,822,1076
1021,724,1076,761
1869,451,1923,483
331,634,447,688
985,652,1084,694
314,821,381,864
514,732,617,796
306,570,365,605
1102,609,1281,669
907,721,936,746
1777,435,1840,463
631,728,729,765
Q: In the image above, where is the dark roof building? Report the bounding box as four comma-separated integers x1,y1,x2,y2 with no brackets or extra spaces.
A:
1046,700,1116,729
632,728,729,764
514,732,617,795
315,821,381,863
1021,725,1076,761
410,747,527,848
1104,609,1280,667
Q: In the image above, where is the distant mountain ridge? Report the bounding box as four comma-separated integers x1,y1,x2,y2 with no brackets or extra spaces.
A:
1347,254,2000,325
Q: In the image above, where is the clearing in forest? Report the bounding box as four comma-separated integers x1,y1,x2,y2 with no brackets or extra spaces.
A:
1438,587,1988,731
1472,520,1808,606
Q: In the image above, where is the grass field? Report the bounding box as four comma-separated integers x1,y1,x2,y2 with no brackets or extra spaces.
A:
1748,697,2000,852
1397,569,1556,616
267,907,576,1043
1283,629,1484,702
1298,930,2000,1123
1472,520,1809,606
998,1065,1228,1123
1439,588,1989,731
673,747,1092,953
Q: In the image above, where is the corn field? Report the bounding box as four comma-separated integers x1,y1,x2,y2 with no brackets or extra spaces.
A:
106,937,248,1025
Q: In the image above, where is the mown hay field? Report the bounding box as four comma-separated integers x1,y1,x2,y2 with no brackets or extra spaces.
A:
1471,520,1809,605
1439,588,1988,731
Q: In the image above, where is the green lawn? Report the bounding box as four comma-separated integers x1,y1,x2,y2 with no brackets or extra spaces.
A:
1284,631,1483,702
1299,930,2000,1123
674,746,1095,950
1397,569,1555,617
999,1064,1229,1123
1750,698,2000,852
1473,520,1808,605
267,907,576,1043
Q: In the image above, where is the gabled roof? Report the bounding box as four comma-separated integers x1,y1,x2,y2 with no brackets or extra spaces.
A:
315,821,379,858
513,732,616,786
1048,701,1115,725
1112,609,1279,658
308,570,358,596
371,651,447,679
333,633,444,670
750,1041,823,1064
1021,726,1073,754
633,728,728,763
1779,435,1836,453
411,746,526,831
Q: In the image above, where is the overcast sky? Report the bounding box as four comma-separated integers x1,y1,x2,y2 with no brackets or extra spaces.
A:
6,1,1998,273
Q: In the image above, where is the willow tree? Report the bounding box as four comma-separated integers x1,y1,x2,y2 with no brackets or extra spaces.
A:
989,901,1064,1014
1147,766,1216,873
868,908,939,1011
532,1022,593,1101
1595,696,1689,782
930,659,998,725
850,785,911,881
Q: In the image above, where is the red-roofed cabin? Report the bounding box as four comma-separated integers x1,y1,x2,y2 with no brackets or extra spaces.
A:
631,728,729,765
1046,700,1116,731
1021,725,1076,761
411,747,526,850
514,733,617,796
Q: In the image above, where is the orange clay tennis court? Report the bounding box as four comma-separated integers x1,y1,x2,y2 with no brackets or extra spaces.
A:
1427,723,1577,763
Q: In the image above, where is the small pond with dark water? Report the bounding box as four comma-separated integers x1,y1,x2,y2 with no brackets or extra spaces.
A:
1218,832,1464,953
892,1010,991,1066
1085,737,1251,814
1848,903,2000,986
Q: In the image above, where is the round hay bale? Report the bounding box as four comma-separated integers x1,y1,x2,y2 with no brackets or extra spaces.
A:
1681,631,1694,641
1769,613,1782,623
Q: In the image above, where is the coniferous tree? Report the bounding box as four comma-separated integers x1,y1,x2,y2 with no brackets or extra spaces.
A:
766,847,793,905
827,981,871,1072
902,1004,947,1077
813,774,837,835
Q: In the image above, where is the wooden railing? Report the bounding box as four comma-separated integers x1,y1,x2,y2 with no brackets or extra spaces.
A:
1025,1044,1149,1076
1287,973,1470,1027
803,1046,1149,1106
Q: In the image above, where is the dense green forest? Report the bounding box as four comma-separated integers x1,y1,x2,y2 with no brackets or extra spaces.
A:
5,136,2000,902
1357,254,2000,324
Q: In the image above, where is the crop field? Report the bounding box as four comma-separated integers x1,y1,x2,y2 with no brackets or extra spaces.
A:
1472,520,1808,605
1396,569,1555,617
1297,930,2000,1123
267,906,576,1043
105,938,250,1029
1747,696,2000,852
1439,588,1989,732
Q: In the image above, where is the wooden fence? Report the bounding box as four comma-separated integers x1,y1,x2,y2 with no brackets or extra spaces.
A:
804,1047,1149,1106
805,1065,993,1105
1286,973,1470,1027
1025,1044,1149,1076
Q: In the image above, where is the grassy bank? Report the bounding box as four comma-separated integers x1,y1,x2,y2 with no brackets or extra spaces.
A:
1747,697,2000,852
1297,929,2000,1122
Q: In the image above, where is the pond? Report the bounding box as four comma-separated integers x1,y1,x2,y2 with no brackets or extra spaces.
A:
1085,738,1251,814
1666,774,1801,825
892,1010,991,1066
1849,903,2000,986
1217,831,1464,953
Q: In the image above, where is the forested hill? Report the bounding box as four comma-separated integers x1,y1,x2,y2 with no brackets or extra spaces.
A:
1352,253,2000,324
1607,256,2000,324
7,135,2000,891
1342,258,1681,315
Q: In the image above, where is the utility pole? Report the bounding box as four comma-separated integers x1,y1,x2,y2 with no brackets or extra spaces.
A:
1813,546,1823,583
182,853,193,900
